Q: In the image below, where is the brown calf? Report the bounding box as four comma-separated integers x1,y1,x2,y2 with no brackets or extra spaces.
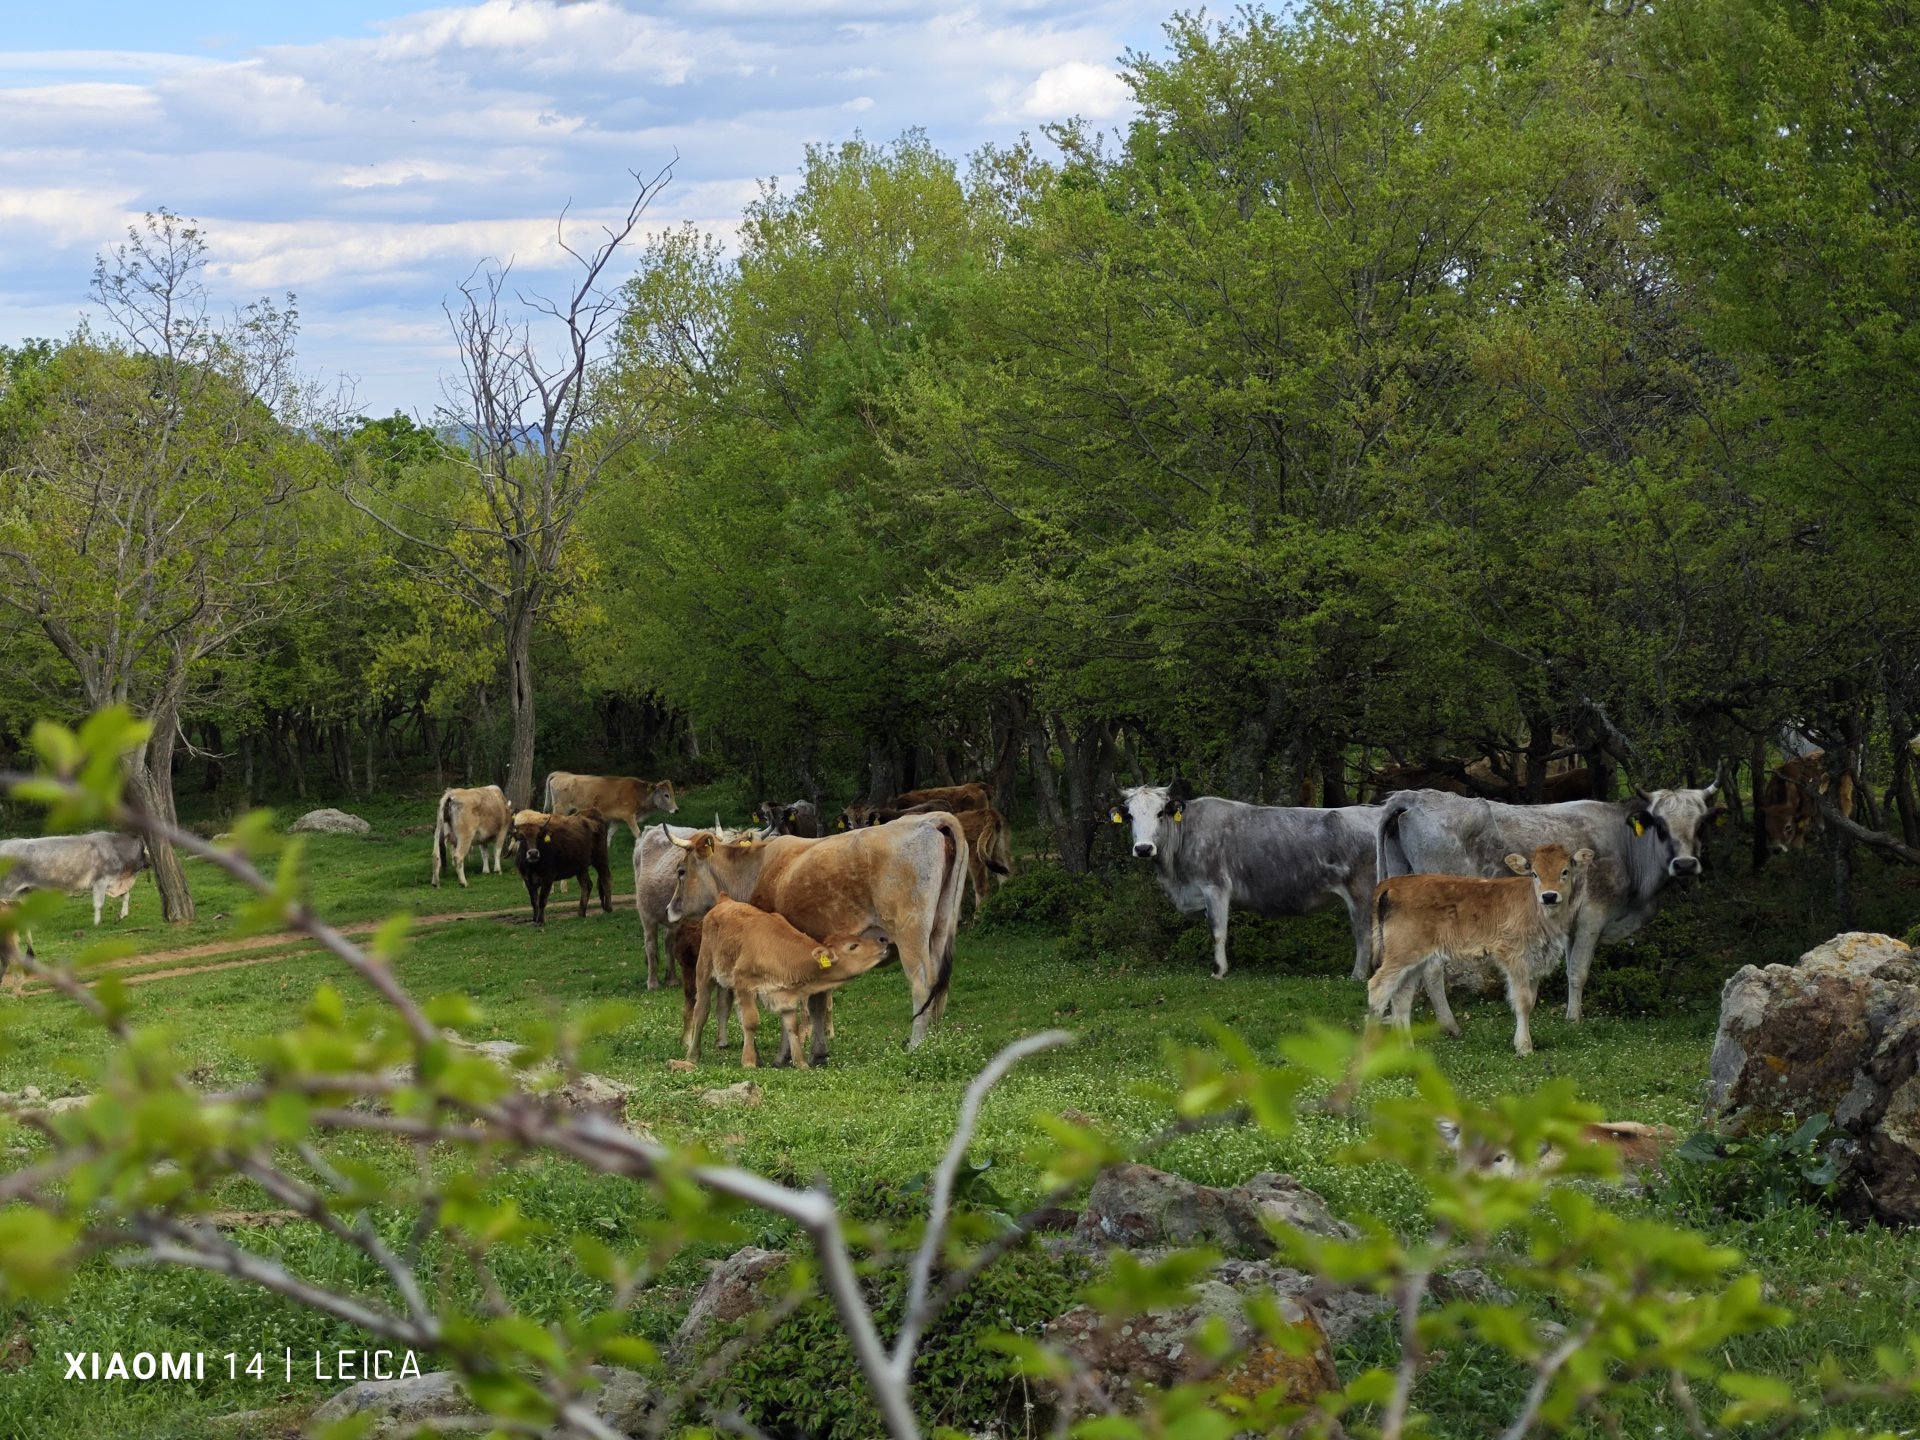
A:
683,898,891,1069
1368,842,1593,1056
544,771,679,841
1761,751,1855,853
512,810,614,926
430,784,511,888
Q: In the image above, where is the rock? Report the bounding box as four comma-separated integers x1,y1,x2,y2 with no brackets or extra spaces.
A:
1210,1257,1392,1343
287,808,372,835
1705,931,1920,1226
309,1365,650,1436
674,1246,791,1355
1046,1281,1338,1412
1072,1165,1353,1257
1429,1267,1515,1308
700,1081,762,1108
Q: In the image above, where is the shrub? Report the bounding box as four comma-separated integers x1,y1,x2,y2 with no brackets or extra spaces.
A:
972,864,1101,934
1659,1113,1844,1222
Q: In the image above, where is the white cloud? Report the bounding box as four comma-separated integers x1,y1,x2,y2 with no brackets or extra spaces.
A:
1009,60,1131,119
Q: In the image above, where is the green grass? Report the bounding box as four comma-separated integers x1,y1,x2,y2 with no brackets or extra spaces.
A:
2,794,1918,1438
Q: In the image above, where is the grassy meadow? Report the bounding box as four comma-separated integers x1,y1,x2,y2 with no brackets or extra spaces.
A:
2,784,1919,1437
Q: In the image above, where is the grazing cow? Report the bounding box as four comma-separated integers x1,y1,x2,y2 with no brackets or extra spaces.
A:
0,832,147,925
1440,1117,1678,1176
891,781,992,814
1368,842,1593,1055
1760,751,1854,854
1377,782,1724,1022
1114,781,1385,981
544,772,679,841
512,810,613,927
429,785,510,888
757,800,820,837
665,813,967,1056
866,803,1014,918
683,898,892,1069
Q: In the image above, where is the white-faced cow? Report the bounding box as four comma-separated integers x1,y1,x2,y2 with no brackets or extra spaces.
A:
1377,782,1725,1022
1114,781,1385,981
664,813,967,1058
0,832,148,925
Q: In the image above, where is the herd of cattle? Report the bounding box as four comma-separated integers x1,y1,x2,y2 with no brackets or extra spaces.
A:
0,736,1895,1065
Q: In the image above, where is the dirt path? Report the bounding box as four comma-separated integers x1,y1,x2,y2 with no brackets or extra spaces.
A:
16,892,639,996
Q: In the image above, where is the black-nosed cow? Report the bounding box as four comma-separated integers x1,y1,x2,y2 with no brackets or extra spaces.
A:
1114,781,1385,980
0,832,147,925
1377,783,1725,1022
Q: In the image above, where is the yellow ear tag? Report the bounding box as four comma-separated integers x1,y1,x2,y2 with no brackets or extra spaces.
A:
542,832,552,842
817,953,832,969
1715,811,1727,827
1630,818,1644,836
1110,808,1124,824
1172,808,1184,823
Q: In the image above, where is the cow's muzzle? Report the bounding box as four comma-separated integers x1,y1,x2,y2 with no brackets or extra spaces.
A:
1670,856,1701,876
1539,891,1561,906
1133,842,1157,858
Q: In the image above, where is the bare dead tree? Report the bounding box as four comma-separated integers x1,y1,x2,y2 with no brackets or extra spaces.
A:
343,164,676,808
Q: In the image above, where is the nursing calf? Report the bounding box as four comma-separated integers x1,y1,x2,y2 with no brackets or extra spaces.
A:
1369,842,1592,1056
512,811,613,926
683,899,891,1069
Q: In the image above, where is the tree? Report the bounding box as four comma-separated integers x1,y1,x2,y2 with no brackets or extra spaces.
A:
0,213,326,918
345,169,674,809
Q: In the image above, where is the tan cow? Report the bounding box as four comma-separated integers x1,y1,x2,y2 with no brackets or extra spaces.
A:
1761,751,1855,853
1368,842,1593,1056
863,803,1014,919
544,771,679,841
1,902,31,993
430,784,511,888
665,813,967,1057
682,898,891,1069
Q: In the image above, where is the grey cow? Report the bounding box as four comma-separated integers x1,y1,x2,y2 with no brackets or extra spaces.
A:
1115,781,1385,980
634,822,755,991
0,831,148,925
1376,783,1725,1021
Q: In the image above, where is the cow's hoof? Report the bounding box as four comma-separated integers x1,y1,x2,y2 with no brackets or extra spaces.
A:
646,979,660,992
770,1056,793,1070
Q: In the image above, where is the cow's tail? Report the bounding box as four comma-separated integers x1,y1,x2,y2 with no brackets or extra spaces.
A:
1376,793,1418,883
917,814,967,1020
1368,887,1392,995
542,772,556,813
984,811,1012,877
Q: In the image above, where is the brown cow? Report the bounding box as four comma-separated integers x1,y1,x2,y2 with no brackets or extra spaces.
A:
1368,842,1593,1056
544,771,679,841
0,902,31,992
682,898,891,1069
430,784,511,888
665,813,966,1056
891,781,992,813
1761,751,1855,853
757,800,820,837
512,810,614,926
864,803,1014,919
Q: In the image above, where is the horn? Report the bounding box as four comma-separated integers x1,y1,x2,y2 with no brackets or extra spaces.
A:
669,833,693,849
1703,762,1723,798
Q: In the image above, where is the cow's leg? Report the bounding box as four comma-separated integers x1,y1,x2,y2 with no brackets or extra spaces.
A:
685,978,712,1061
902,935,937,1048
1342,885,1372,982
1508,970,1537,1056
1563,919,1602,1022
1366,960,1409,1028
119,887,132,921
1205,888,1231,979
639,913,659,992
777,1000,811,1071
533,880,551,927
736,989,761,1068
716,983,732,1049
455,839,471,888
91,880,107,926
809,991,830,1066
1421,964,1461,1037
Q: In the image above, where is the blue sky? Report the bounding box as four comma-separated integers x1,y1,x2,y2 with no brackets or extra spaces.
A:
0,0,1173,414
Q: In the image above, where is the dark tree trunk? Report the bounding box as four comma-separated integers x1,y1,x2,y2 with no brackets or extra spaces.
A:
1523,710,1553,803
1750,736,1770,873
240,732,254,808
1890,686,1919,848
200,720,224,793
1222,678,1288,799
989,692,1024,815
1317,744,1349,809
127,687,194,922
1024,719,1071,869
505,604,537,809
866,741,901,806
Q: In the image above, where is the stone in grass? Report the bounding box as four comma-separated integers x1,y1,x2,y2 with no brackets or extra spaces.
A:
309,1365,651,1437
699,1081,763,1108
286,808,372,835
1046,1281,1339,1413
1071,1164,1354,1257
673,1246,792,1356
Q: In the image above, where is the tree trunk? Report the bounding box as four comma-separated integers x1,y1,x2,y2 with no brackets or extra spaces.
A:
1317,744,1349,808
1749,736,1770,873
505,605,538,809
127,688,195,922
240,732,254,809
866,741,901,806
1024,719,1071,869
1053,714,1116,874
989,692,1024,816
1890,693,1919,848
1222,678,1288,799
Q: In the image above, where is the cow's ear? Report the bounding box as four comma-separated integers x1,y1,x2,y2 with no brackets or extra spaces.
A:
1627,811,1650,837
692,833,718,857
1504,852,1530,875
1167,777,1194,805
1574,846,1595,864
814,947,833,969
1109,805,1125,825
1712,807,1729,827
